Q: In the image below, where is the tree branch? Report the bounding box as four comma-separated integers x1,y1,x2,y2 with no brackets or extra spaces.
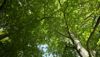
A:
86,16,100,57
0,33,9,40
55,29,89,57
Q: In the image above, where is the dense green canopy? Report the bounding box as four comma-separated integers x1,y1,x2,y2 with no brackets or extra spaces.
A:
0,0,100,57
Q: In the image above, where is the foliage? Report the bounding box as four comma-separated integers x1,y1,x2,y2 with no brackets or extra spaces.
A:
0,0,100,57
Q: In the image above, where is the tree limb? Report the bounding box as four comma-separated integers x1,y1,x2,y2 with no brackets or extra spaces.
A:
86,16,100,57
0,33,9,40
68,31,88,57
55,30,89,57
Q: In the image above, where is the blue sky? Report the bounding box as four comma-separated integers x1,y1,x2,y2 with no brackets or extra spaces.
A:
38,44,54,57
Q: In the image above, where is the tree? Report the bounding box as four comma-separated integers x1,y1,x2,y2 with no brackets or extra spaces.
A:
0,0,100,57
